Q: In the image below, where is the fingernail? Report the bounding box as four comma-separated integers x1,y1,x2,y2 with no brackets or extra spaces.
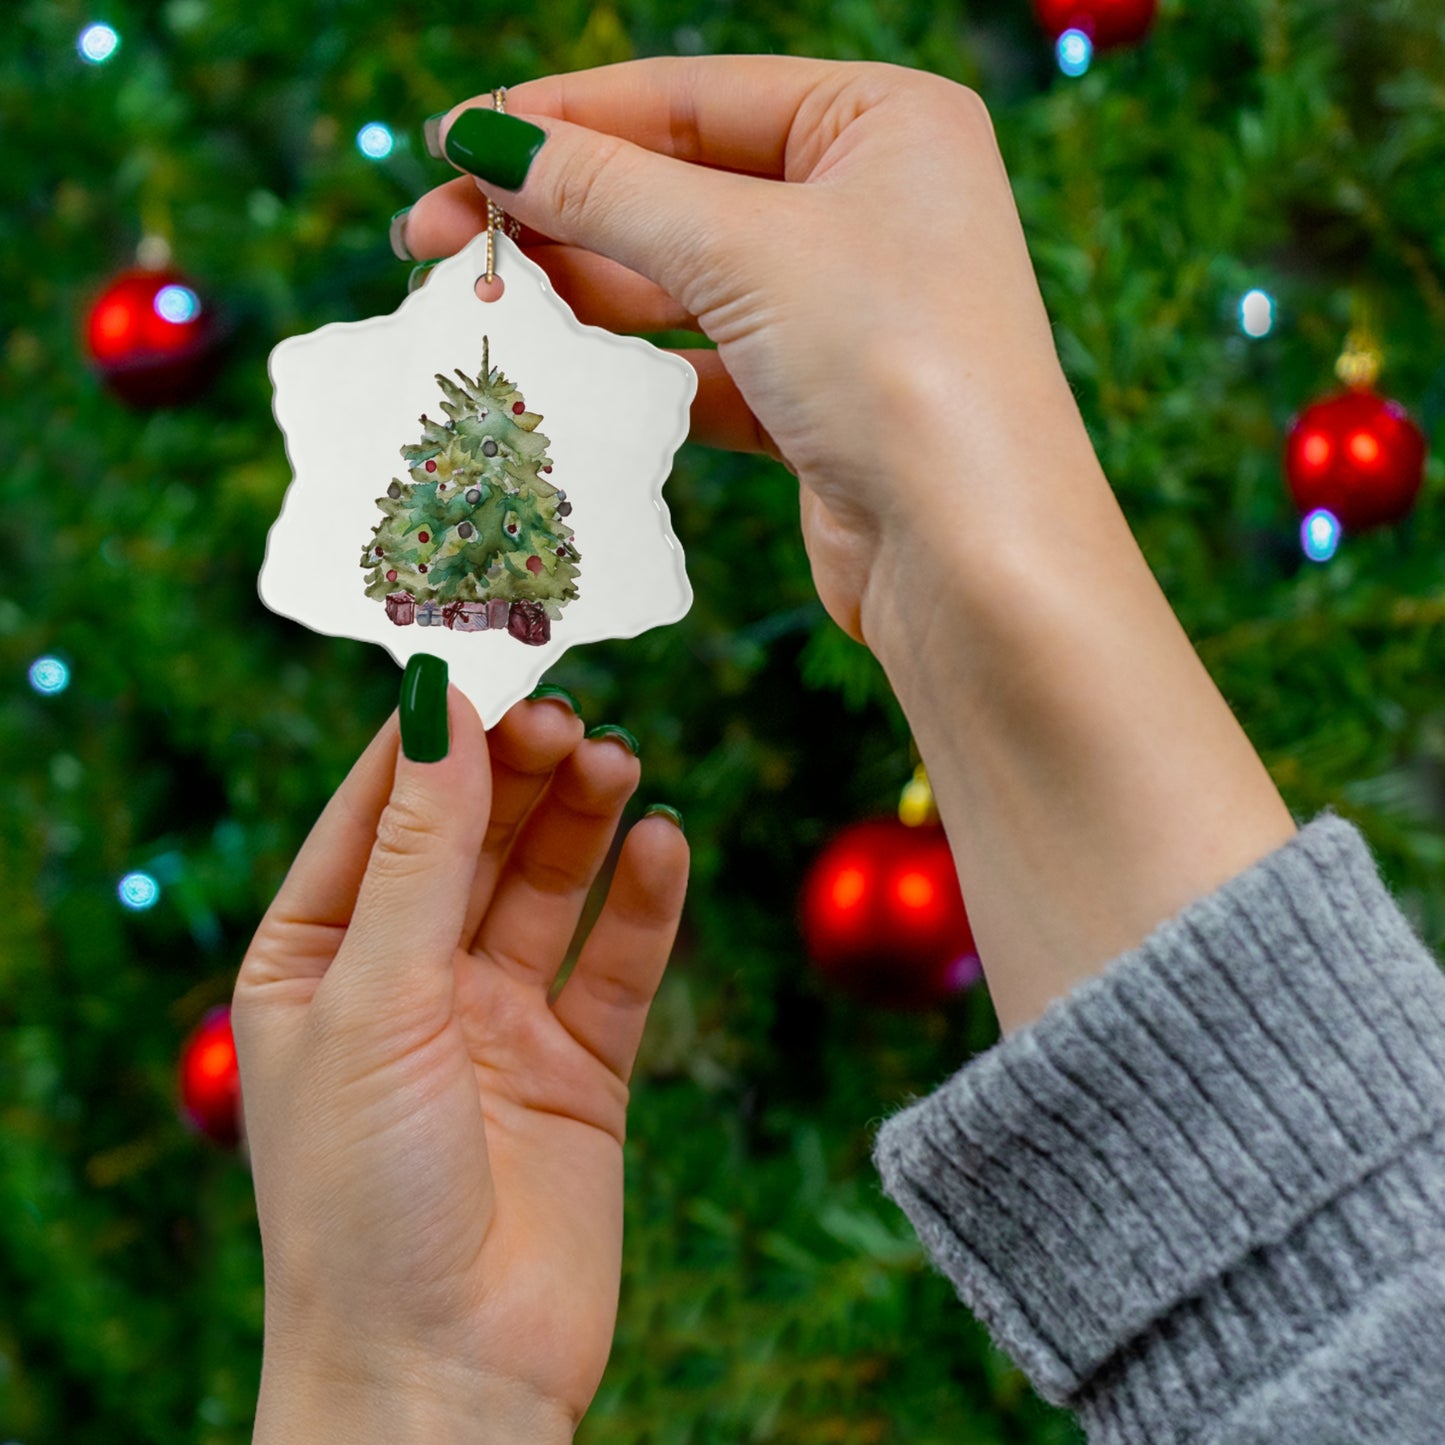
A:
644,803,684,835
407,259,441,294
423,111,447,160
400,654,449,762
443,107,547,191
389,206,413,261
527,684,582,716
585,723,639,757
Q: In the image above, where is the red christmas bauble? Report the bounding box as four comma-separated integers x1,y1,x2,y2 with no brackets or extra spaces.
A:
386,569,398,582
178,1005,242,1147
526,554,544,574
512,401,526,414
418,531,430,543
1284,387,1427,533
425,460,437,472
85,267,222,407
1034,0,1157,48
799,817,981,1011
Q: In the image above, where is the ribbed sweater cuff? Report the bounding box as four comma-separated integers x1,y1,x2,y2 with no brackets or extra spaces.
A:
870,810,1445,1418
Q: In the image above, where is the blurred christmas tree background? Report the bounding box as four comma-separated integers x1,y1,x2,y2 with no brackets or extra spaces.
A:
3,0,1445,1440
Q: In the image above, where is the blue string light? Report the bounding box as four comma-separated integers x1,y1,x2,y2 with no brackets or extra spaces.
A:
1240,289,1275,338
28,657,70,695
78,22,120,64
154,284,201,324
1057,29,1093,77
356,122,395,160
118,872,161,911
1301,508,1341,563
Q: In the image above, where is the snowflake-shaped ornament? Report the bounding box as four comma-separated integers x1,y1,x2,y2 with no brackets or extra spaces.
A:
262,229,696,726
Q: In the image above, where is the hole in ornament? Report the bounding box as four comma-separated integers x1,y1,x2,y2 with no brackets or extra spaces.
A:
475,274,506,304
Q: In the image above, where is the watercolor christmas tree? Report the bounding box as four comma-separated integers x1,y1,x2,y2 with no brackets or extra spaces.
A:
360,337,579,645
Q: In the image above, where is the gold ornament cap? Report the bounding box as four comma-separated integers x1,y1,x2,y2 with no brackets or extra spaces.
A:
898,763,938,827
1335,293,1382,390
1335,329,1383,390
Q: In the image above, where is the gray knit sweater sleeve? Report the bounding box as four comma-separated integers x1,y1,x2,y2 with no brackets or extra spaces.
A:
870,810,1445,1442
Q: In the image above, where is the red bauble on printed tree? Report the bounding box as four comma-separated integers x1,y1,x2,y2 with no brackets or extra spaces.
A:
1284,387,1427,533
1033,0,1157,50
178,1005,242,1148
85,266,222,407
799,817,981,1011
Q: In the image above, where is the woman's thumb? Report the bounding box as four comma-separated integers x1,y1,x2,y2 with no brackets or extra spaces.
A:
327,655,490,1023
435,103,754,309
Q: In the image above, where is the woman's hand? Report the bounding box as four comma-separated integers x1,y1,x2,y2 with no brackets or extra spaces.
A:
232,680,688,1441
402,57,1093,645
398,57,1298,1048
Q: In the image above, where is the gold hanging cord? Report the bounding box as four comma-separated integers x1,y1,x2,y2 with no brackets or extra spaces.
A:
484,87,524,284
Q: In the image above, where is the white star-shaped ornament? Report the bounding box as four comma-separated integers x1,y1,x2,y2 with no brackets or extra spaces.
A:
261,229,696,726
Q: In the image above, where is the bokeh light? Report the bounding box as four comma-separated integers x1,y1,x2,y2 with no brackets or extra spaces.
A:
946,952,983,992
154,284,201,324
118,871,161,910
356,122,395,159
895,870,936,911
830,865,867,911
1057,29,1093,76
78,22,120,64
1300,431,1331,470
1301,508,1341,563
1348,430,1380,466
28,657,70,695
192,1033,237,1081
1240,288,1274,337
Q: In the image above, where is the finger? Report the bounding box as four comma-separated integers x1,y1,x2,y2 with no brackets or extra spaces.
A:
401,176,700,333
397,173,555,258
528,245,699,331
501,55,853,178
551,813,690,1084
471,734,642,991
237,713,403,994
435,70,802,310
664,348,791,465
325,679,492,1029
460,693,587,948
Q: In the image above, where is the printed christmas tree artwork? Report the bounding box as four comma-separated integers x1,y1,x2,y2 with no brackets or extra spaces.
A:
360,337,579,646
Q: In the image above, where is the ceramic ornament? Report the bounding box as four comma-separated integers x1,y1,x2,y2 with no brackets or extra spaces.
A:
261,228,697,726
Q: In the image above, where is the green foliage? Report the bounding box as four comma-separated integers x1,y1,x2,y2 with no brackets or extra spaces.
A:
4,0,1445,1441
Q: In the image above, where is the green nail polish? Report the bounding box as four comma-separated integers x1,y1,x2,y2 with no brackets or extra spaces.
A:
389,206,413,262
527,684,582,716
443,107,547,191
407,259,441,294
400,654,449,762
423,112,447,160
585,723,639,757
644,803,684,835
